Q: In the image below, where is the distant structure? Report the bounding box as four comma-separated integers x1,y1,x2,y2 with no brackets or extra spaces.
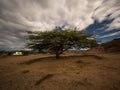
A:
12,51,23,56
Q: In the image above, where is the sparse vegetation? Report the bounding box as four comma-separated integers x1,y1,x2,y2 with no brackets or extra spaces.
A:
0,50,7,57
0,50,4,55
27,29,97,58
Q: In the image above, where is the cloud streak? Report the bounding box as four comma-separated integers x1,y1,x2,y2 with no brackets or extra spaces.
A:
0,0,120,50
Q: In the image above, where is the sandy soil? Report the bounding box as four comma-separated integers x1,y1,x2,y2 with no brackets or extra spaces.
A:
0,53,120,90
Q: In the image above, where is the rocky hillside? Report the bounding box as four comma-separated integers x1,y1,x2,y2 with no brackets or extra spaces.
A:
88,38,120,53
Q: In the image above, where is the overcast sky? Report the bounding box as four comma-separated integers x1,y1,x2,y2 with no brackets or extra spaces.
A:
0,0,120,50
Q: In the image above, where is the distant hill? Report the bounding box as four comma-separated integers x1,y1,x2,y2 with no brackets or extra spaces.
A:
87,38,120,53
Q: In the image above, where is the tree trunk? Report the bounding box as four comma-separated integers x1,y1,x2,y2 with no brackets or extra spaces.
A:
56,53,60,59
55,50,62,59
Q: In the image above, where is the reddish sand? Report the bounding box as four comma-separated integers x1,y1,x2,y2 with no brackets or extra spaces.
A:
0,53,120,90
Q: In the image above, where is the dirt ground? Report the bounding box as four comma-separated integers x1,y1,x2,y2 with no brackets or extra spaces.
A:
0,53,120,90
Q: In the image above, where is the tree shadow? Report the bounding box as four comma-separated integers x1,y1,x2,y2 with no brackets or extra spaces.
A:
20,56,56,65
20,54,104,65
62,54,103,60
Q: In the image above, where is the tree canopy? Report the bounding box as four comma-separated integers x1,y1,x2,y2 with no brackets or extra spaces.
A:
27,29,97,58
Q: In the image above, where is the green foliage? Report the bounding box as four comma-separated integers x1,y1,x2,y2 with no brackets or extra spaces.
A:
0,49,4,53
27,29,97,58
0,49,5,56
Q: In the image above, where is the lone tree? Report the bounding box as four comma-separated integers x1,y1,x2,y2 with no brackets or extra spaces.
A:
27,29,97,58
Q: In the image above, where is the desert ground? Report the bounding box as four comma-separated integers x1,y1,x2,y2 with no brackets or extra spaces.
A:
0,52,120,90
